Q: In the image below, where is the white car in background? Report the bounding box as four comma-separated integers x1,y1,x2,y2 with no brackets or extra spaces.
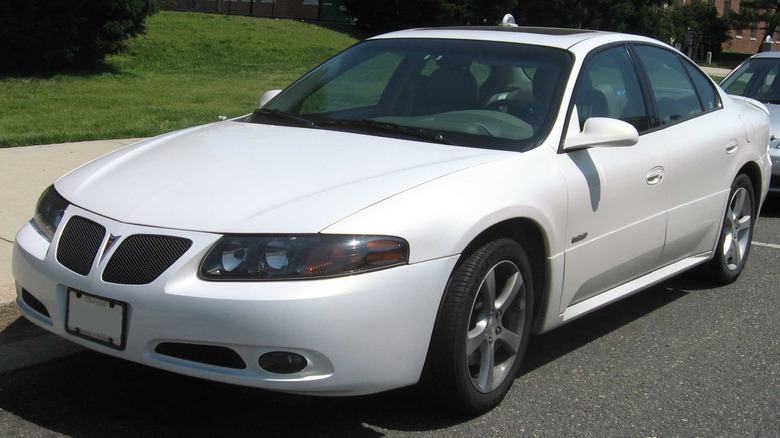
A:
13,19,772,414
720,50,780,193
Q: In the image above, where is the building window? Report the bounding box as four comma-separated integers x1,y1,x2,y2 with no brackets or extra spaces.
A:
724,0,731,17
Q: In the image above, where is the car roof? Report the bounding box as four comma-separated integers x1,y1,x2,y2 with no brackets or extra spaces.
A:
751,50,780,59
369,26,664,52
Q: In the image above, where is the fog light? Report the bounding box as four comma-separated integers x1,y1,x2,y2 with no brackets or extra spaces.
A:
258,351,308,374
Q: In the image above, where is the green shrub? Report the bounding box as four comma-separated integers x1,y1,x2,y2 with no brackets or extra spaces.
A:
0,0,158,72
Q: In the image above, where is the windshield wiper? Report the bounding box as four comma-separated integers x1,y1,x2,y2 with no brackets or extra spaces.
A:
251,108,317,127
323,119,452,144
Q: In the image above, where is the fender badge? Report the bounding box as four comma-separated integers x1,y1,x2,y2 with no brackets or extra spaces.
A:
571,232,588,244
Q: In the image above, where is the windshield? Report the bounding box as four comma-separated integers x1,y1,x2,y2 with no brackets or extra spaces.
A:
721,57,780,104
246,38,573,151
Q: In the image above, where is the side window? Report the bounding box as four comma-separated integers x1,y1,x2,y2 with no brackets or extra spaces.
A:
750,62,780,100
575,46,649,132
632,45,707,126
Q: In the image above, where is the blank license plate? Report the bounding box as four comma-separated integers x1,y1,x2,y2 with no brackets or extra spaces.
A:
67,289,126,350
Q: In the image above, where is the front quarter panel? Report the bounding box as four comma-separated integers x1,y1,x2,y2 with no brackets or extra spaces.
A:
323,144,567,265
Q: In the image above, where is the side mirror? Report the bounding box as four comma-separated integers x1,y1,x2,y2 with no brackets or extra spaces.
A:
258,90,282,108
563,117,639,151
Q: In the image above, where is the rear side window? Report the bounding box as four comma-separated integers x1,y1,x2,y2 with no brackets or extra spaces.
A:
684,62,719,111
632,45,719,126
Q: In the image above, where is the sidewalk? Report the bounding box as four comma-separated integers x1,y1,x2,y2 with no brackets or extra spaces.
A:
0,139,143,305
700,65,732,78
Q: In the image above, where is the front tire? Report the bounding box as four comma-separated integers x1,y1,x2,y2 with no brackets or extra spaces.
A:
421,238,534,415
700,174,756,284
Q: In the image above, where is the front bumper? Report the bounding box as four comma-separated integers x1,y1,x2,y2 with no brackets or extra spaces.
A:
12,206,457,396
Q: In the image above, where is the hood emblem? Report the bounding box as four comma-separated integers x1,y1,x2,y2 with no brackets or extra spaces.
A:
100,234,121,262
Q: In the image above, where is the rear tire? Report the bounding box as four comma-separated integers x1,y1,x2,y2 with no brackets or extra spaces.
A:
700,174,755,285
420,238,533,415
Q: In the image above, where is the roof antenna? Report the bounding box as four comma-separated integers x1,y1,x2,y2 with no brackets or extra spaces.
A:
500,14,518,27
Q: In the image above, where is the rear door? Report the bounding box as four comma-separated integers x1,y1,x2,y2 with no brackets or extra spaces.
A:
630,44,733,265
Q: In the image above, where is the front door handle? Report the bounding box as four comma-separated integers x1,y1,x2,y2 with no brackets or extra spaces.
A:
646,166,664,185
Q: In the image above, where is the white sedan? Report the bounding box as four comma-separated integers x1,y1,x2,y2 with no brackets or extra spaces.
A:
12,22,772,414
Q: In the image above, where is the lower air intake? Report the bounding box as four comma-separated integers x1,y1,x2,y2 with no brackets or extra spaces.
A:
155,342,247,369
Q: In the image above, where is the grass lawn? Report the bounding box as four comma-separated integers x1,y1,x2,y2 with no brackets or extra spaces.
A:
0,11,359,148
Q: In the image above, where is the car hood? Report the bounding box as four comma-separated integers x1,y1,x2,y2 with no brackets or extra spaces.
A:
56,121,511,233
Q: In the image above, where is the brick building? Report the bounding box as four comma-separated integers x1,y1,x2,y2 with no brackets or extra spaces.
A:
706,0,777,53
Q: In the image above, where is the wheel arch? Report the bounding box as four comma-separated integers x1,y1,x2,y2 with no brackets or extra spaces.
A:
456,218,549,327
737,160,764,214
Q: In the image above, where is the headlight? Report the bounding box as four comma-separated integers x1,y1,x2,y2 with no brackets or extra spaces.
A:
32,185,69,241
200,235,409,280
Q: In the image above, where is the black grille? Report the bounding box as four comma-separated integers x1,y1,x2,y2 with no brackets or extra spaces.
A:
103,235,192,285
57,216,106,276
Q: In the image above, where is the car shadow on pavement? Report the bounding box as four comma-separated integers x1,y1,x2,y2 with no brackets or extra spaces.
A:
522,281,689,375
0,280,695,437
0,304,39,347
760,194,780,218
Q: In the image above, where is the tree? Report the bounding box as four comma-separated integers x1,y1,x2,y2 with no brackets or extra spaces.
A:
343,0,518,33
0,0,159,72
667,1,731,56
342,0,727,58
511,0,667,34
729,1,780,51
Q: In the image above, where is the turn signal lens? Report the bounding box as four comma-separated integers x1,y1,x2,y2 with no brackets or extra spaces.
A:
32,185,70,242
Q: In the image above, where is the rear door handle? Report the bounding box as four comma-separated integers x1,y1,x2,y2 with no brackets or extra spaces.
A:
646,166,664,185
726,139,739,155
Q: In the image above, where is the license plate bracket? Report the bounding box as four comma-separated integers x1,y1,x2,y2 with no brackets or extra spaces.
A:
66,289,127,350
